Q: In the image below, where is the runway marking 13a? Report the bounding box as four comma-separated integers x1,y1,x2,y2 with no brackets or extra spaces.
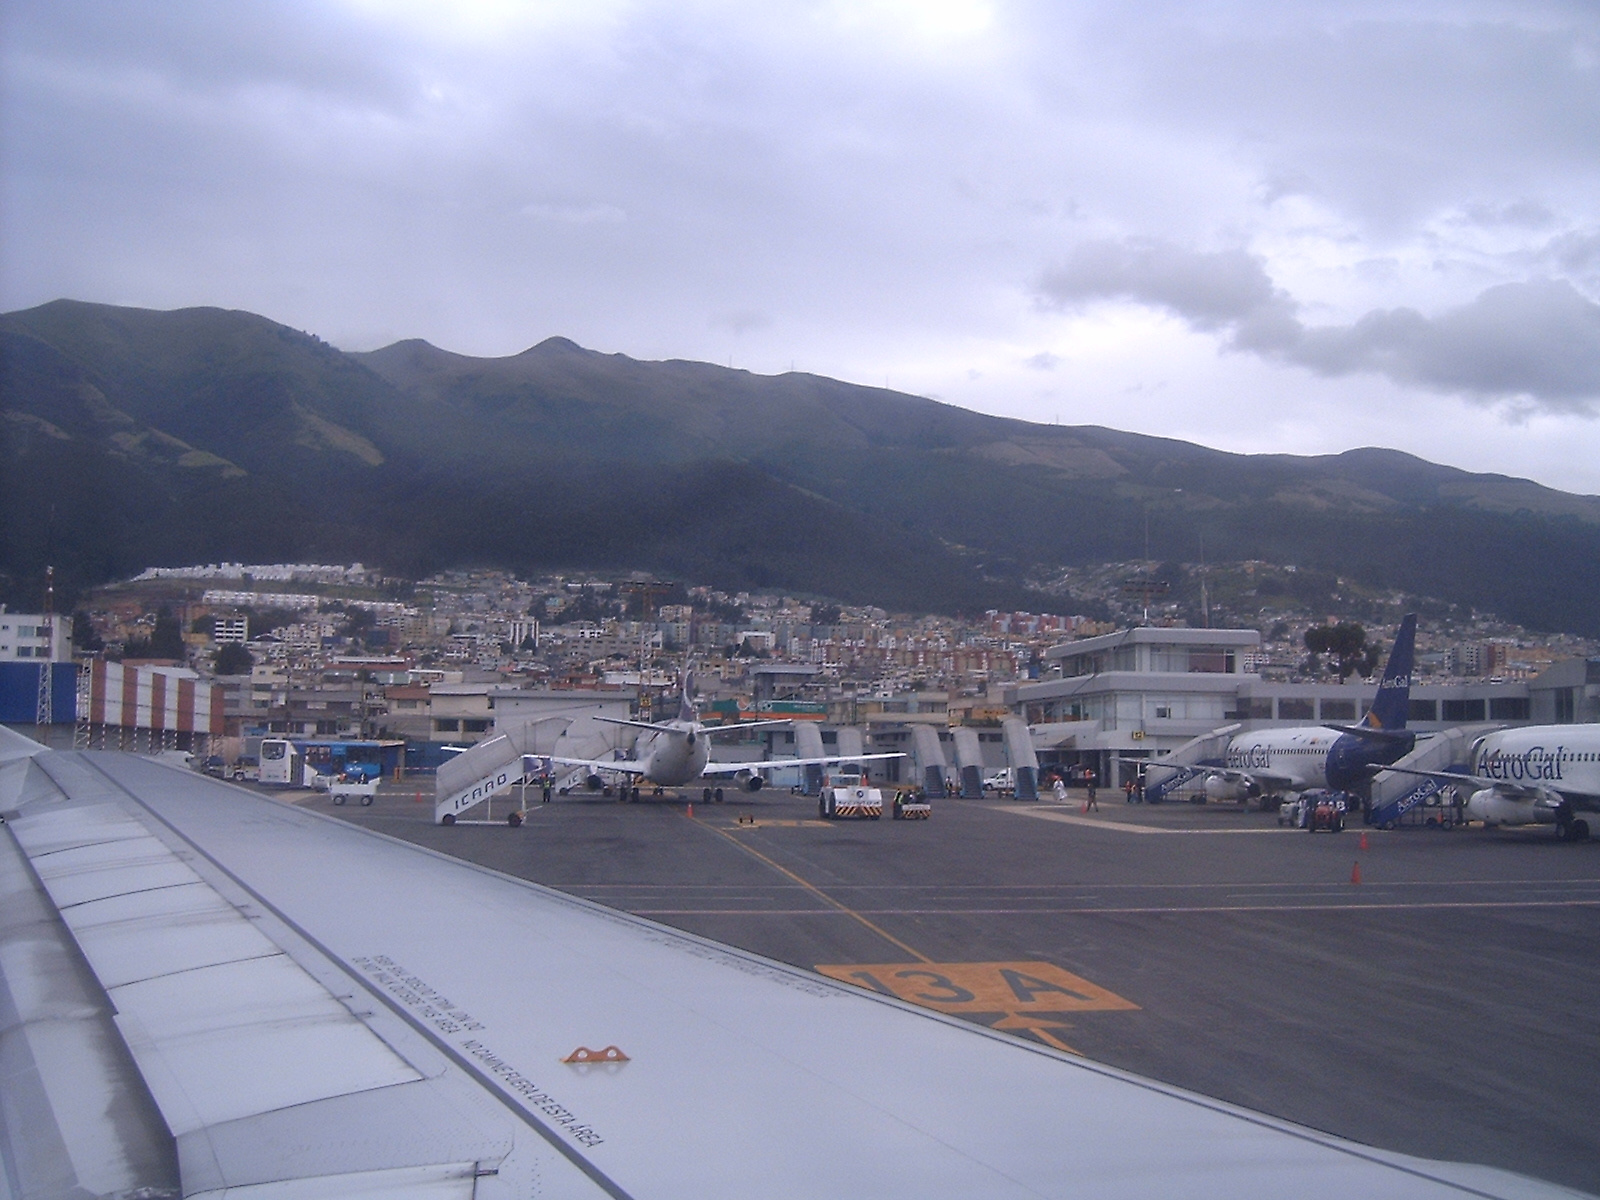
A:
814,961,1139,1014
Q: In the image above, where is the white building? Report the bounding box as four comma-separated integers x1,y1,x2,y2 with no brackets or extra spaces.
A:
0,612,72,662
213,617,250,645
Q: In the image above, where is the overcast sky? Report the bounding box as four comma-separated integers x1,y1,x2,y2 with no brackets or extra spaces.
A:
4,1,1599,493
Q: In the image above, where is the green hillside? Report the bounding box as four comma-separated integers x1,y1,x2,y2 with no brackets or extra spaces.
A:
4,299,1599,635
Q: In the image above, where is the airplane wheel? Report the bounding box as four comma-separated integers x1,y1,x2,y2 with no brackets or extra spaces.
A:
714,788,724,803
703,788,712,803
508,811,522,827
1571,819,1590,842
441,813,456,825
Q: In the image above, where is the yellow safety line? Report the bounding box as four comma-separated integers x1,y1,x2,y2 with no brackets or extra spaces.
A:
684,812,1086,1054
689,814,933,963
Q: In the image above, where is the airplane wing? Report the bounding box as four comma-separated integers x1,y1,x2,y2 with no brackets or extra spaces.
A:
1374,763,1551,802
701,752,905,776
593,716,675,733
0,728,1571,1199
703,719,795,735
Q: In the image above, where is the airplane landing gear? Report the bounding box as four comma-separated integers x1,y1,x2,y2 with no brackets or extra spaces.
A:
702,787,713,803
714,787,725,803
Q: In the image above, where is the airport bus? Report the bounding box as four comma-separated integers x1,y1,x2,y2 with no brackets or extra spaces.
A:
258,737,404,787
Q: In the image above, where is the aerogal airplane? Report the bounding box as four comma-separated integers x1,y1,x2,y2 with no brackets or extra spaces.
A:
1379,724,1600,840
545,668,902,801
1145,614,1418,806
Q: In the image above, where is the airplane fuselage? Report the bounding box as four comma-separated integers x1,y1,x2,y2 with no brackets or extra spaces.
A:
633,720,713,787
1224,728,1337,791
1216,725,1416,798
1460,726,1600,831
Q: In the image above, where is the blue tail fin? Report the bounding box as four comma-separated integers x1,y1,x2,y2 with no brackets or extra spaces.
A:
678,667,697,723
1363,614,1416,731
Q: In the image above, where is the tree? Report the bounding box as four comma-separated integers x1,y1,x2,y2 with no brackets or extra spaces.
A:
72,609,103,653
215,643,254,675
1303,622,1381,680
149,606,185,660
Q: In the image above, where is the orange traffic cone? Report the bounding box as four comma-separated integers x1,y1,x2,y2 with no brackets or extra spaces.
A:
1359,831,1369,852
1350,861,1362,884
687,802,694,819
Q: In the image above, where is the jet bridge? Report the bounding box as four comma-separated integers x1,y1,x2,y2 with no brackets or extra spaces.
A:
796,722,826,794
912,725,949,798
836,725,867,772
952,726,984,798
1368,724,1500,828
1002,718,1039,800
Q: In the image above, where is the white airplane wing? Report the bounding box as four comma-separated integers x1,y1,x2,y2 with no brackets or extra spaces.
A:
1376,763,1553,802
702,752,905,776
0,729,1573,1199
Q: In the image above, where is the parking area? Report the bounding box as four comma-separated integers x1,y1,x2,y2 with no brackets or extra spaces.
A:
303,783,1600,1193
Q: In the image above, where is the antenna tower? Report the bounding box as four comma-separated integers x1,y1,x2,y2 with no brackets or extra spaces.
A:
35,566,54,727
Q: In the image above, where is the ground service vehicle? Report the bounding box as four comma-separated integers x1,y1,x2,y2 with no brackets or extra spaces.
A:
892,792,931,820
1305,791,1347,833
820,771,883,819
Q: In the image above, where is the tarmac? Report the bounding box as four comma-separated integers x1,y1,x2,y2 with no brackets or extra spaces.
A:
304,781,1600,1194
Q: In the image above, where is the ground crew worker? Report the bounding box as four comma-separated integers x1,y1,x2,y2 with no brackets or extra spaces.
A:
1085,769,1099,811
1053,775,1067,804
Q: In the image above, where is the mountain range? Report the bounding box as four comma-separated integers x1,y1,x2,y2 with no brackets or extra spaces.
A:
3,298,1598,635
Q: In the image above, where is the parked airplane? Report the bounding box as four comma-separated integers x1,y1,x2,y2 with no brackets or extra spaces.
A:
1379,724,1600,839
2,724,1571,1196
1141,614,1417,807
544,669,901,801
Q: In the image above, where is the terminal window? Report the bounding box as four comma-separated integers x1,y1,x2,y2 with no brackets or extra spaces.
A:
1556,689,1576,723
1409,699,1438,722
1442,698,1486,721
1488,697,1530,721
1319,700,1356,720
1278,699,1314,720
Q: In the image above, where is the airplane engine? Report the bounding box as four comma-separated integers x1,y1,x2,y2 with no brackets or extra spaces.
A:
585,774,605,792
1203,774,1245,804
741,773,765,792
1463,788,1555,827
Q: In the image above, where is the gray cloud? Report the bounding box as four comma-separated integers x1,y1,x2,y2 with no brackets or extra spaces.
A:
4,1,1600,489
1038,240,1600,413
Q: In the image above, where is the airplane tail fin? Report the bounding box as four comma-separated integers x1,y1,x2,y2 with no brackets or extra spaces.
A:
678,665,697,723
1362,613,1416,731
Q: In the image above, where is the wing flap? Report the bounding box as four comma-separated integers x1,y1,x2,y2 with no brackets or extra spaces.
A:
9,799,423,1137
